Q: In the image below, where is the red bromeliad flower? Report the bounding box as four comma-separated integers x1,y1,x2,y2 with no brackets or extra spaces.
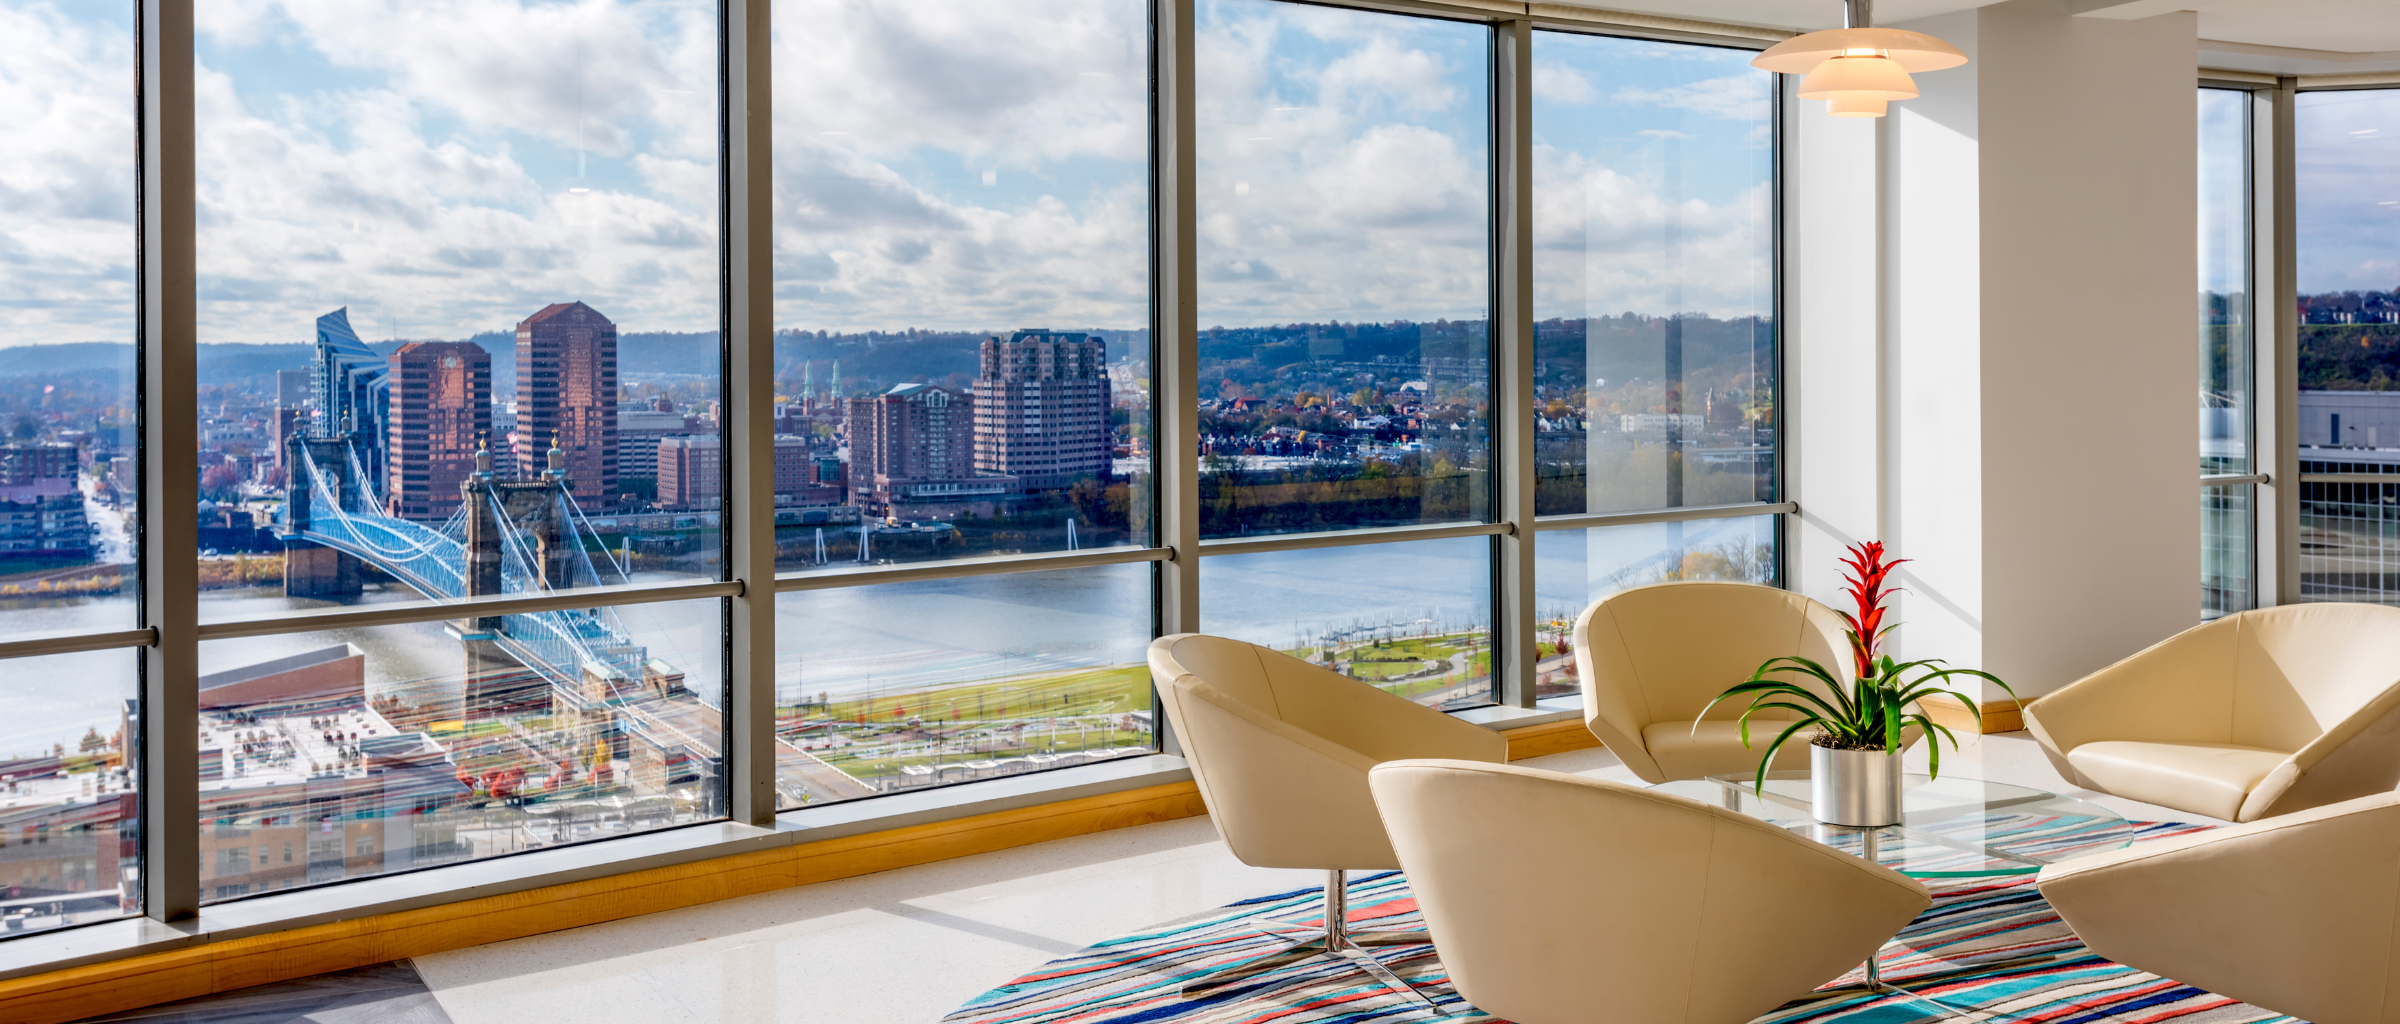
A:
1835,541,1908,680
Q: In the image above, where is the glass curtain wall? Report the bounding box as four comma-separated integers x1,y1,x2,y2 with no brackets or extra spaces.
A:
0,0,141,935
1526,31,1781,615
768,0,1158,805
2294,88,2400,604
0,0,1785,947
1191,0,1499,707
2199,87,2255,618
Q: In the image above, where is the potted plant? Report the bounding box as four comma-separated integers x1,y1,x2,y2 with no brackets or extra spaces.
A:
1698,542,2013,827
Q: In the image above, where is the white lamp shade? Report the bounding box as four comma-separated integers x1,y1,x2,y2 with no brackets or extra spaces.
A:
1825,94,1890,118
1752,26,1967,74
1797,55,1918,101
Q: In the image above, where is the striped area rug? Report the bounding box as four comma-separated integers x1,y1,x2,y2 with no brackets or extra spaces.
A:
945,819,2299,1024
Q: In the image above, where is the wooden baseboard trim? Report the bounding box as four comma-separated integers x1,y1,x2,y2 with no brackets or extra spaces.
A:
1504,718,1602,760
1918,694,2026,735
0,781,1207,1024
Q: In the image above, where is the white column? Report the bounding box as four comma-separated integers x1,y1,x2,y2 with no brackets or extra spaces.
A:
1790,0,2198,701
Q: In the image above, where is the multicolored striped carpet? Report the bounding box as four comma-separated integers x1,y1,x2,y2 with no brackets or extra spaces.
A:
946,819,2299,1024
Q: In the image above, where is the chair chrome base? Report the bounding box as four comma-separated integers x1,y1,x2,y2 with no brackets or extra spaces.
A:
1181,869,1442,1013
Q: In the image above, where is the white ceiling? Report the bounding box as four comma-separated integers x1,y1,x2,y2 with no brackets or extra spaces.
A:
1538,0,2400,74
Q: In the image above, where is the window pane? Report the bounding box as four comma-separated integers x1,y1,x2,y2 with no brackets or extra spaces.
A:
194,598,724,902
1535,515,1776,698
0,0,140,640
2203,484,2254,618
2296,88,2400,604
1195,1,1492,538
0,650,139,938
773,565,1154,809
193,0,725,615
1201,537,1494,708
2199,89,2252,478
1531,31,1775,517
770,0,1153,573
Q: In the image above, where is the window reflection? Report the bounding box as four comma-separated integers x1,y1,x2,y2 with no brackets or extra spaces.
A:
1531,31,1775,517
192,0,726,614
773,566,1154,808
0,0,139,638
770,0,1153,572
0,650,139,935
194,599,724,902
1195,0,1494,538
1201,537,1496,709
1535,515,1776,698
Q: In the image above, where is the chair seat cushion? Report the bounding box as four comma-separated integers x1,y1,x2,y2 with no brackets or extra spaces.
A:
2064,741,2291,821
1642,720,1820,782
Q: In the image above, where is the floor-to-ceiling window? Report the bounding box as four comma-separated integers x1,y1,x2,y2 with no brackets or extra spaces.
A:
0,0,1783,951
2199,86,2256,618
2295,87,2400,605
0,0,143,933
1191,0,1500,708
1526,29,1780,689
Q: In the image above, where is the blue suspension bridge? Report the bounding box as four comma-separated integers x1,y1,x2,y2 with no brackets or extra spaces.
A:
280,434,652,699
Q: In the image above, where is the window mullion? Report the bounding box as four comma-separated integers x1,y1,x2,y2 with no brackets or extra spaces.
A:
1493,18,1536,709
2268,78,2299,606
139,0,201,924
1154,0,1200,641
724,0,776,827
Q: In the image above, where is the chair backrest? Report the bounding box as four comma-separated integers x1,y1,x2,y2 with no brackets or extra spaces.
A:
1575,581,1849,738
1369,759,1929,1024
2225,604,2400,753
1147,635,1508,871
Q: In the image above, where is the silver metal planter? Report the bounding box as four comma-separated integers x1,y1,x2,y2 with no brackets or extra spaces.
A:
1812,742,1903,826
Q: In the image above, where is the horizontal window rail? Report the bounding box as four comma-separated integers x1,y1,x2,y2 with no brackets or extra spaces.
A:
2299,473,2400,485
1195,520,1512,558
1531,501,1798,532
0,627,158,662
194,578,745,641
774,545,1171,592
2203,473,2272,485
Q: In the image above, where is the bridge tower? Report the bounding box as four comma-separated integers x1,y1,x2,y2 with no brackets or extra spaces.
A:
452,439,580,723
281,428,370,598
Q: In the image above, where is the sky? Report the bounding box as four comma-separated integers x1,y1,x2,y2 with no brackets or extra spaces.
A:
14,1,2392,352
2297,89,2400,295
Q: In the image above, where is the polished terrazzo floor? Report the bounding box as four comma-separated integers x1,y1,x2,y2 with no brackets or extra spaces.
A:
72,731,2220,1024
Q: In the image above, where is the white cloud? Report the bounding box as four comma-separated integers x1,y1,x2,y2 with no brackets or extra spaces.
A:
0,1,138,346
1613,73,1770,121
1530,144,1772,320
1532,64,1596,106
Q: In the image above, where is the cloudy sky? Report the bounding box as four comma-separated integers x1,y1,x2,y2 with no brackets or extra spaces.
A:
16,1,2390,353
2298,89,2400,295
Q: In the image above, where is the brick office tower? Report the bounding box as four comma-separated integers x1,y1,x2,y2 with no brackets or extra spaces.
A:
386,342,492,519
514,302,618,508
846,383,984,512
973,330,1111,491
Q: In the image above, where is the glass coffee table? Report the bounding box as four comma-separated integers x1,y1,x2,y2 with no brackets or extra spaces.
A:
1653,771,2137,1021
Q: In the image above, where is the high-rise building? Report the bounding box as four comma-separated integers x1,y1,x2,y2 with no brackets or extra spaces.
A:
658,434,820,511
972,330,1112,491
311,309,390,489
385,342,492,520
514,302,618,508
847,384,1013,512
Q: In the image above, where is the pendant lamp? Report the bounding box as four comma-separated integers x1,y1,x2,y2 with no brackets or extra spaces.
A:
1753,0,1966,118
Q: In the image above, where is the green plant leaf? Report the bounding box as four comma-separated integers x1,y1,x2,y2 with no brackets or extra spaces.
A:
1752,718,1817,791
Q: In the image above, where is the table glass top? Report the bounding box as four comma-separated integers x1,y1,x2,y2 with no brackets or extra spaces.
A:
1652,771,2133,877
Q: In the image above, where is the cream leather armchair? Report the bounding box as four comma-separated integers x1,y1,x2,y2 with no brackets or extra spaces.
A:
1369,759,1930,1024
2023,603,2400,822
1575,581,1860,783
1148,633,1509,1007
2039,791,2400,1024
